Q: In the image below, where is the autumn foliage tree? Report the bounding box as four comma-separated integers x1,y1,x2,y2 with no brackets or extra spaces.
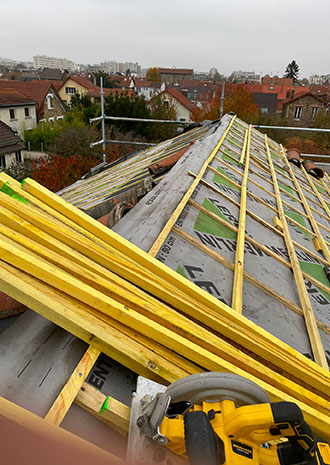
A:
146,67,161,82
223,85,259,122
192,84,259,123
31,155,98,192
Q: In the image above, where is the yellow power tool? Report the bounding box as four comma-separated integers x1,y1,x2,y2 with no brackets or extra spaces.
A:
135,373,330,465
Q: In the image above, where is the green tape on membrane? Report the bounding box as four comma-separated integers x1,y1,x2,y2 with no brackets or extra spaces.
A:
99,396,110,414
0,182,27,204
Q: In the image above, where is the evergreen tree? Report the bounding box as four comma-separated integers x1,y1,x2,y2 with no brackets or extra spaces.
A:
283,60,300,82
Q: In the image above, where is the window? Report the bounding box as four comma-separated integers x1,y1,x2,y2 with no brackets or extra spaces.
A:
24,107,30,117
179,117,186,122
48,117,54,127
65,87,76,94
15,151,22,163
9,108,15,120
312,107,318,120
56,115,64,121
261,108,268,114
294,106,302,120
0,155,6,169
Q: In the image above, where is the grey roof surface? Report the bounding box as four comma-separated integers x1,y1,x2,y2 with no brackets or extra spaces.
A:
0,121,24,155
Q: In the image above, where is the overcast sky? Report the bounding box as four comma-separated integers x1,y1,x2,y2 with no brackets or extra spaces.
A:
1,0,329,78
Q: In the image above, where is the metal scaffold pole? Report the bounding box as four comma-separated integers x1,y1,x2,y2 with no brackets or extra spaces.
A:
100,77,106,164
219,81,225,120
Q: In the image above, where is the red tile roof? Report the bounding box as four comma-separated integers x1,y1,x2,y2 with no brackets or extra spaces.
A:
157,88,197,112
0,89,36,106
88,88,134,98
108,75,134,87
282,91,330,106
0,81,54,109
244,83,311,111
0,80,65,119
158,68,194,75
262,76,293,86
58,75,96,91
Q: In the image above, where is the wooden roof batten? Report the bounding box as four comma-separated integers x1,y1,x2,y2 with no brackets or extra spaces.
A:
0,114,330,454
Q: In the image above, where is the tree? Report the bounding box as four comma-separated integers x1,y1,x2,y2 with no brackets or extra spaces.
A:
31,154,98,192
223,85,259,122
283,60,300,83
148,94,177,141
105,93,152,137
208,68,224,82
146,67,161,82
312,109,330,151
70,93,100,125
92,70,115,88
192,84,259,123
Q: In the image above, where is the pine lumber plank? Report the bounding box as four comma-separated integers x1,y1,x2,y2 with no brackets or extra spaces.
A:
1,190,330,400
0,261,330,441
0,260,190,384
2,229,330,409
148,115,236,256
44,346,100,426
232,124,251,313
278,144,330,264
264,135,328,370
74,383,130,437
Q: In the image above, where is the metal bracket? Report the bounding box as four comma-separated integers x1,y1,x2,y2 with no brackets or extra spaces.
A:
137,392,170,443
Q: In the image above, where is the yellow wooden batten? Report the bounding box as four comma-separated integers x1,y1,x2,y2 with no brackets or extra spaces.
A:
15,181,330,393
1,184,330,399
0,229,328,413
0,259,329,441
264,135,328,370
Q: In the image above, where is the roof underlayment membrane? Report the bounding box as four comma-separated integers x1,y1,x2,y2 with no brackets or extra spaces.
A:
0,114,330,453
114,114,330,364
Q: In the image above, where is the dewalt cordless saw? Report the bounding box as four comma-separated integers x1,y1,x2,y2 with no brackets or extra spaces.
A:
131,373,330,465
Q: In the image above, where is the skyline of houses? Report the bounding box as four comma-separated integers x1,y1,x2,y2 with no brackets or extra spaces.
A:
1,57,330,171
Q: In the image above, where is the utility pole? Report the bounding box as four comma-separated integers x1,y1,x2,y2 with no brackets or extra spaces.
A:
219,81,225,120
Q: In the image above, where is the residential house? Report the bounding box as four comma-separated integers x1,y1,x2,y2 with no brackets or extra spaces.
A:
107,75,135,90
229,70,260,83
245,83,310,113
134,79,163,100
0,80,67,123
0,90,37,137
309,74,330,85
281,92,329,126
175,79,218,107
0,120,24,169
150,88,197,122
158,68,194,85
56,75,96,105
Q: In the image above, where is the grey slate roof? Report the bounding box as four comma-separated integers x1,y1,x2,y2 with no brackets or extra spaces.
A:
0,121,24,156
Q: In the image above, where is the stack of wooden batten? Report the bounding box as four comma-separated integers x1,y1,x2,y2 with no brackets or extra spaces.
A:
0,171,329,441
